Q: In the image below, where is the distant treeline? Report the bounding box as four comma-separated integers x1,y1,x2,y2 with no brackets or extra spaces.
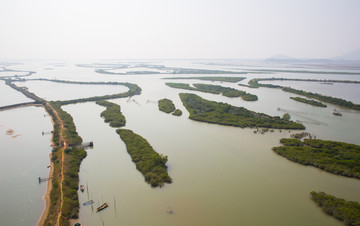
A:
163,76,246,83
95,69,161,75
247,78,360,110
94,67,242,75
166,83,258,101
179,93,304,129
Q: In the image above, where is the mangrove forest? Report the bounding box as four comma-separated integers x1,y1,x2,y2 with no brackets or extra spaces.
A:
272,138,360,179
311,191,360,226
116,129,172,187
166,82,258,101
290,97,327,108
179,93,305,129
96,100,126,127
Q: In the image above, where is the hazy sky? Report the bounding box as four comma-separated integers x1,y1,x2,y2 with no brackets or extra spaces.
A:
1,0,359,60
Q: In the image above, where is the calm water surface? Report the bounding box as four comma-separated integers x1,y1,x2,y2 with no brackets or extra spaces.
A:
0,106,51,226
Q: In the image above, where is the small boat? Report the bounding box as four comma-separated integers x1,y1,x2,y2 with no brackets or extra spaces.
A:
333,109,342,116
80,185,85,192
96,202,109,212
83,200,94,206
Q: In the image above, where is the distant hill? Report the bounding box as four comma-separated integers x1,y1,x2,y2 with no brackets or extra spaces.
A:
265,48,360,64
334,48,360,61
265,54,297,63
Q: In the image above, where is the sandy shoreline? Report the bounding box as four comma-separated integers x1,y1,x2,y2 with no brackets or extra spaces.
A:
38,105,56,226
37,154,53,226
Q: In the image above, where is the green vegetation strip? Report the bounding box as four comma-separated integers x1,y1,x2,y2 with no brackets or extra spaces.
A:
179,93,304,129
62,147,87,222
45,148,62,225
290,97,327,107
50,102,83,147
163,76,246,83
283,87,360,111
96,100,126,127
43,104,86,226
247,78,360,110
158,98,176,113
311,191,360,226
16,78,142,105
246,68,360,75
273,138,360,179
166,82,258,101
117,129,172,187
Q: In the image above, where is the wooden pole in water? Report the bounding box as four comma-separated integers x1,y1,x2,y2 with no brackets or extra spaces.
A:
86,181,89,200
114,197,117,218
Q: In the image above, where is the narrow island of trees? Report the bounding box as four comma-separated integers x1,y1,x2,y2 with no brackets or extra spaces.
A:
96,100,126,127
283,87,360,111
179,93,305,129
290,97,327,107
158,98,182,116
166,82,258,101
272,138,360,179
116,129,172,187
246,78,360,111
311,191,360,226
163,76,246,83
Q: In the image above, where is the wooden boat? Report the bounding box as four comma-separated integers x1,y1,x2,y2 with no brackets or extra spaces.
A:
83,200,94,206
333,109,342,116
80,185,85,192
96,202,109,212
